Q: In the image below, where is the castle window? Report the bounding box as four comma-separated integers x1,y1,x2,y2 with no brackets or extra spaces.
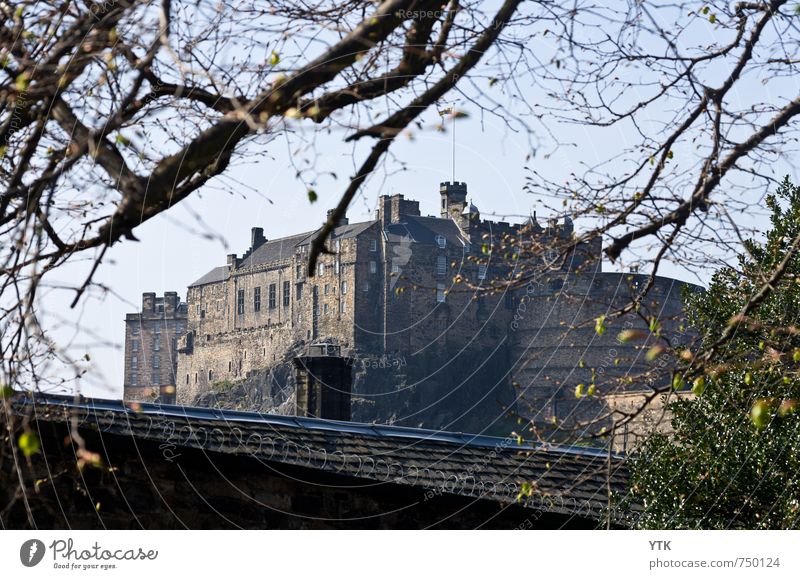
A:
296,263,302,278
131,323,139,335
296,283,303,301
130,373,137,386
185,374,189,385
392,264,400,274
478,264,488,280
154,324,161,334
323,303,329,314
369,239,377,252
436,255,447,276
442,198,446,210
436,234,446,248
335,239,341,253
318,263,325,276
228,361,232,372
237,289,245,314
195,304,201,316
269,283,277,309
153,336,161,351
153,356,160,369
363,282,370,292
334,260,340,275
436,283,446,303
131,356,138,369
324,284,329,295
369,261,377,274
195,373,198,384
283,281,290,307
152,371,160,385
340,301,346,313
208,370,213,381
132,339,139,351
341,281,348,294
254,286,262,312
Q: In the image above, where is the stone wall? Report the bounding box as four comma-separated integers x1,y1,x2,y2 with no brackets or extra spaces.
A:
123,292,187,404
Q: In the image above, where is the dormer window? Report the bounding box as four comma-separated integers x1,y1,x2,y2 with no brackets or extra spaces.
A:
436,234,446,249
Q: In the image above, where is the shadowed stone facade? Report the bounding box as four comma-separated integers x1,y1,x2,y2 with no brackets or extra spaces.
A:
123,292,187,404
125,181,698,437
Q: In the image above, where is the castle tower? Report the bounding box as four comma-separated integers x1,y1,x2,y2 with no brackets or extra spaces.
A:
440,181,468,221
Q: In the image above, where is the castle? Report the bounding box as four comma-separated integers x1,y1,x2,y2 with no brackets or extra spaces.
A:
123,181,694,437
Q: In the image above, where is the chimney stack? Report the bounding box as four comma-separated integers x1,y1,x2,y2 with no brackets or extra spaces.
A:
250,227,266,250
326,209,349,228
293,343,352,421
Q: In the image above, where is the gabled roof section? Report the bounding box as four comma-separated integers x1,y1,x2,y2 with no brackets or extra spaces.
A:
385,215,468,245
238,231,312,269
189,265,228,288
295,220,378,247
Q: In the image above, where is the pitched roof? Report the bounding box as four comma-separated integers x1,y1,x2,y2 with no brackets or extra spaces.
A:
385,215,468,246
189,265,228,288
238,231,312,269
17,395,634,524
295,220,377,247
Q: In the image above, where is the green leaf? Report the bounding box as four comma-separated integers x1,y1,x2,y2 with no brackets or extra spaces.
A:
307,188,318,203
750,399,771,430
269,51,280,66
691,376,706,396
15,72,29,92
595,314,606,336
18,431,41,457
0,384,14,399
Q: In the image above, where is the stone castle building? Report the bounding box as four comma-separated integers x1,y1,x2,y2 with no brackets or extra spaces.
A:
124,182,695,437
123,292,187,404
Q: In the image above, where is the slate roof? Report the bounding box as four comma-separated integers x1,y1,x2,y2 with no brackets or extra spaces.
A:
295,220,377,247
189,265,229,288
385,215,468,246
238,231,313,269
14,395,634,524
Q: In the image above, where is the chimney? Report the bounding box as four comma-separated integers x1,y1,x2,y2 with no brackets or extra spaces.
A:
250,227,266,250
390,194,420,222
164,291,178,315
326,209,349,228
440,181,468,220
292,343,352,421
227,254,238,269
377,195,392,227
142,292,156,313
